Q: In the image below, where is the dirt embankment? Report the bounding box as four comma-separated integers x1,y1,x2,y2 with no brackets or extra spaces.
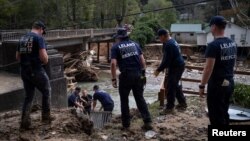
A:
0,108,93,141
143,44,163,61
0,97,208,141
1,97,249,141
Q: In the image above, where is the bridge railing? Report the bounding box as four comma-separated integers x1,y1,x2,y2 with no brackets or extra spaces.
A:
0,31,26,42
0,28,116,42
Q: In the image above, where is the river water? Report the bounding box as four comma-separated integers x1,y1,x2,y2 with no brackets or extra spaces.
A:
78,67,250,114
78,67,164,114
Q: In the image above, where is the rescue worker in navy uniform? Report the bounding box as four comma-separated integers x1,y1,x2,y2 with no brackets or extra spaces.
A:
154,29,187,114
199,16,237,125
16,21,54,129
111,28,152,130
68,87,85,109
92,85,114,112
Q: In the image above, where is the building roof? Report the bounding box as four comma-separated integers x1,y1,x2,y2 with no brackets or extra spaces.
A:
197,22,247,34
170,24,202,33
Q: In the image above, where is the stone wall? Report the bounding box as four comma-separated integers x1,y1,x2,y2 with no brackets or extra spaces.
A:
0,41,68,111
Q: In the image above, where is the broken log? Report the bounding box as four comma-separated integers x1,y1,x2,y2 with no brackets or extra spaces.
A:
63,50,99,85
64,68,78,74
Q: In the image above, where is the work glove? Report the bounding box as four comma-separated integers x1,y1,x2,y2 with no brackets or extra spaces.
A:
141,69,147,89
198,84,205,98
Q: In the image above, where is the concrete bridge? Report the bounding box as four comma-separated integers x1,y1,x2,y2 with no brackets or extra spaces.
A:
0,28,116,112
0,28,116,49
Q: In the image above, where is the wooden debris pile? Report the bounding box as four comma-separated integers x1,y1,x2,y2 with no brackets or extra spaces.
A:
63,51,99,90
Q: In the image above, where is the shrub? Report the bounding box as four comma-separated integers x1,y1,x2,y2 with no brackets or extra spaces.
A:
232,83,250,108
130,19,162,48
130,24,154,48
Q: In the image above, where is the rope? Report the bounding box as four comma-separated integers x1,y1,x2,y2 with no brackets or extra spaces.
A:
0,61,19,68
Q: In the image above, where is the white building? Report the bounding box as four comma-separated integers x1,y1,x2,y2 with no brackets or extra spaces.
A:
170,24,202,44
197,23,250,47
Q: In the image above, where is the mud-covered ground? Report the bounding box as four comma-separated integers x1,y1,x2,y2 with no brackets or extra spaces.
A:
0,96,212,141
1,68,250,140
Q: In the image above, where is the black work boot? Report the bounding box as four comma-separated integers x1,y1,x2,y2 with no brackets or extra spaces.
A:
20,116,31,130
141,122,153,131
42,112,55,123
176,103,187,111
159,108,175,115
121,126,130,131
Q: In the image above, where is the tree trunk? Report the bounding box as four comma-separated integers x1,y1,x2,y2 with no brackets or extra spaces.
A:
72,0,76,22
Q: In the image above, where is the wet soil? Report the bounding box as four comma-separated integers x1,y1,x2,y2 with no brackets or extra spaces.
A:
1,96,250,141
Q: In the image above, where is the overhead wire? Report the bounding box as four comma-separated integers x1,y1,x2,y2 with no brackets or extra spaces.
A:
80,0,216,25
2,0,216,30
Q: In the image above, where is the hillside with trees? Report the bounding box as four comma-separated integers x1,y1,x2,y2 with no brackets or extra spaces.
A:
0,0,249,29
0,0,176,29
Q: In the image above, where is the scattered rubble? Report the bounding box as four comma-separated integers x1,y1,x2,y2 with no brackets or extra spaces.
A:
0,94,249,141
63,51,99,91
145,130,157,139
0,108,93,141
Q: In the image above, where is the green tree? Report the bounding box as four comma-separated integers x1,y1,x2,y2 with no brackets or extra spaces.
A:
130,19,162,48
142,0,177,29
0,0,158,29
15,0,42,28
123,0,141,24
0,0,16,29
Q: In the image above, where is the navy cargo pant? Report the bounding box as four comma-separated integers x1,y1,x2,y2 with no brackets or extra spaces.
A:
119,71,152,128
165,65,186,109
207,78,234,125
21,67,51,119
103,104,114,112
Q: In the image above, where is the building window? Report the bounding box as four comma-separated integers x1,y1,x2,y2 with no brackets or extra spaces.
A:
240,34,246,45
230,34,235,41
241,34,246,40
190,33,194,36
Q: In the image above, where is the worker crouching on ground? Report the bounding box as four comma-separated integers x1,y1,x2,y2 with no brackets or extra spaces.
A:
110,28,152,131
154,29,187,115
17,21,55,130
199,16,237,125
81,89,93,115
92,85,114,112
68,87,85,111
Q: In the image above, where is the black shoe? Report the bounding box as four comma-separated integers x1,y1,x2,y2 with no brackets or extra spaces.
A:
176,103,187,111
42,114,56,123
121,126,131,133
141,122,153,131
159,108,175,115
20,119,31,130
